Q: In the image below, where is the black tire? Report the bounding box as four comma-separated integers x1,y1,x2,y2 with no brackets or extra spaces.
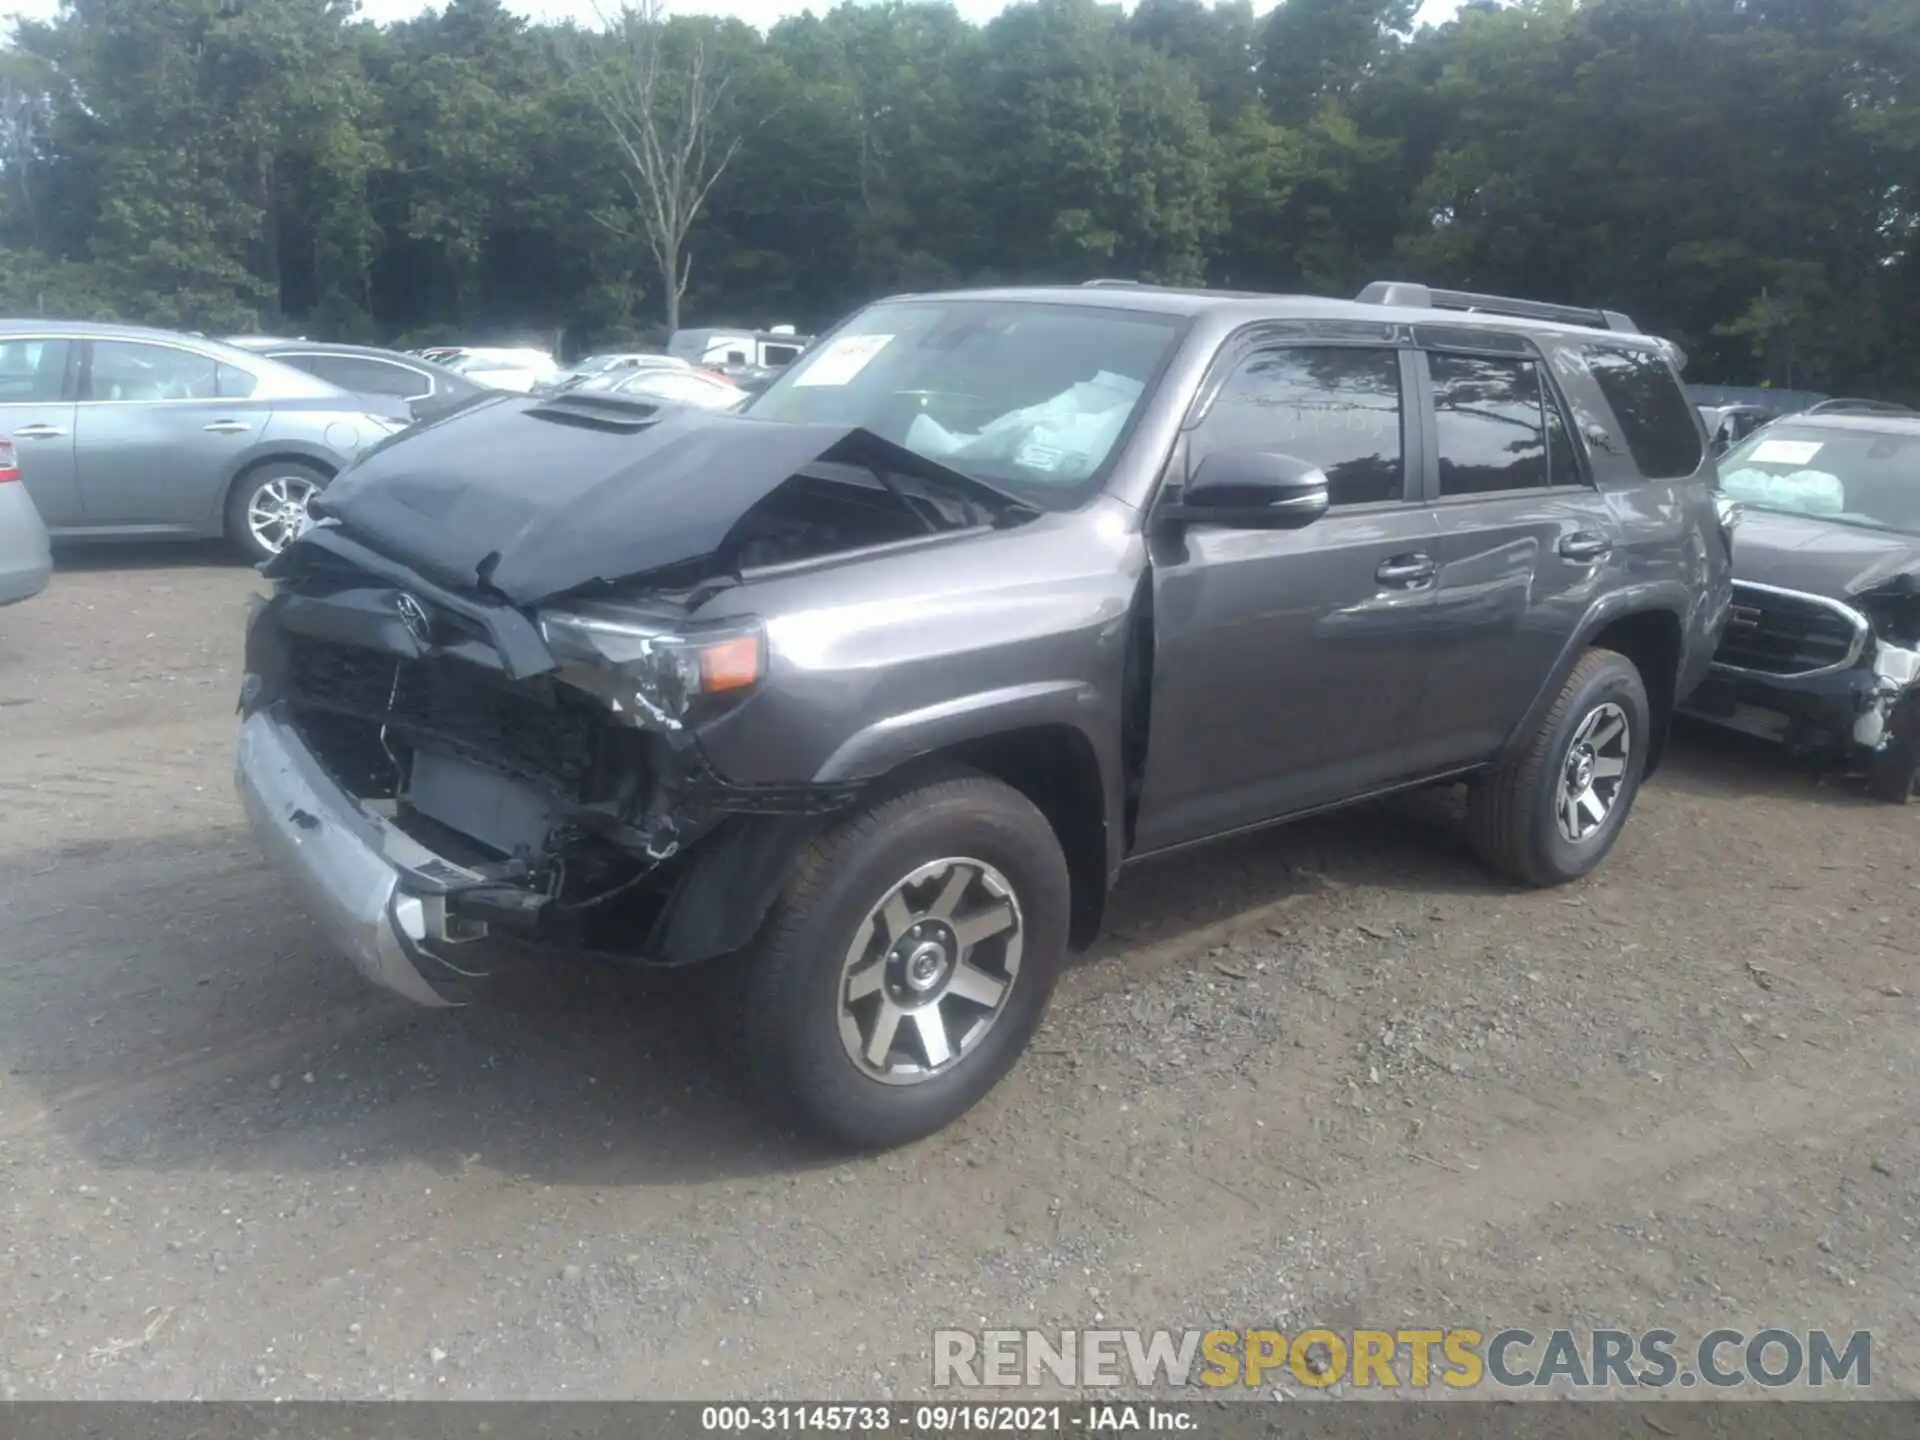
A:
710,766,1070,1151
1864,694,1920,804
1468,647,1651,887
224,459,330,565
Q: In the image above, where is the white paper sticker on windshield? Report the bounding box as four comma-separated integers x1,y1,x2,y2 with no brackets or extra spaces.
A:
791,333,893,387
1749,439,1824,465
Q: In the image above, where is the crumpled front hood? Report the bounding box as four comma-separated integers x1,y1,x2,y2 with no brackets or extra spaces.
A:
312,397,985,606
1732,508,1920,601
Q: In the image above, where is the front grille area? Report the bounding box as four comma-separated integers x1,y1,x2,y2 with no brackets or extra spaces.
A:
1716,583,1865,678
286,634,610,799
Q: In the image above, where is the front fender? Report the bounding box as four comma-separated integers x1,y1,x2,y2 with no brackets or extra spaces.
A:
645,685,1125,969
813,680,1100,781
815,679,1128,885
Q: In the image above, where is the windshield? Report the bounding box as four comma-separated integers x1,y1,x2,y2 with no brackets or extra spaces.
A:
744,299,1186,508
1719,423,1920,536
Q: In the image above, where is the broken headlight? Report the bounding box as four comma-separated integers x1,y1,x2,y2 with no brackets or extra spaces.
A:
538,606,765,731
1856,578,1920,651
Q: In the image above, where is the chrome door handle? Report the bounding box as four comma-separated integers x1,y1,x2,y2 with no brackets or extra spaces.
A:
12,423,65,438
1559,532,1614,563
1376,554,1437,587
202,420,251,434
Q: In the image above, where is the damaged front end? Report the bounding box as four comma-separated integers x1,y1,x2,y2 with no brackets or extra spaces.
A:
239,536,851,1002
1846,576,1920,755
236,398,1029,1003
1682,572,1920,791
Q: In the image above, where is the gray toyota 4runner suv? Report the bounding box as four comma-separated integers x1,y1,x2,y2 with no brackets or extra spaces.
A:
237,280,1732,1149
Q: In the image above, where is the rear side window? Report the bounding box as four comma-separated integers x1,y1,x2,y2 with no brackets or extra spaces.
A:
1428,353,1584,496
218,364,257,399
1581,344,1702,479
1195,345,1406,506
304,355,429,400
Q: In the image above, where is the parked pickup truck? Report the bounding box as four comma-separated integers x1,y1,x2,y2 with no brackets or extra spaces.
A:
236,280,1732,1149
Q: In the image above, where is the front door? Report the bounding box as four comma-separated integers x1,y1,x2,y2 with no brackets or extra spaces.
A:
0,336,81,527
1134,342,1440,853
73,338,266,529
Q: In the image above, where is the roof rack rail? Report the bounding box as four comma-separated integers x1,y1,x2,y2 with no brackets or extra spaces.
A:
1803,398,1916,416
1081,278,1145,288
1356,281,1641,336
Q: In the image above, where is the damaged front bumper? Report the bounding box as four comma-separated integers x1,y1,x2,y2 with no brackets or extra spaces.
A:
236,706,501,1007
236,528,867,1000
1682,636,1920,761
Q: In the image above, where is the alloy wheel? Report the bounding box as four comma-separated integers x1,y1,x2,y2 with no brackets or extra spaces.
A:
246,473,318,556
837,857,1023,1086
1556,701,1631,843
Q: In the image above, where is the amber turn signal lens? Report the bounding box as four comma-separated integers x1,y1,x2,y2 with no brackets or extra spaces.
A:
697,634,763,693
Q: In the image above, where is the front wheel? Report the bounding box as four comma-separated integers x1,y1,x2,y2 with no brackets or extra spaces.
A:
712,767,1070,1151
226,461,328,564
1468,647,1651,886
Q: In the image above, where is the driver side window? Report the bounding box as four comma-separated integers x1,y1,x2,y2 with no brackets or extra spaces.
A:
1194,345,1407,506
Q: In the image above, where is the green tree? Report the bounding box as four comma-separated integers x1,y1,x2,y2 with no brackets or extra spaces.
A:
13,0,377,331
965,0,1220,284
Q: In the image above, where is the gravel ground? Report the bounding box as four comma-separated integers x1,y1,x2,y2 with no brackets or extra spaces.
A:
0,549,1914,1401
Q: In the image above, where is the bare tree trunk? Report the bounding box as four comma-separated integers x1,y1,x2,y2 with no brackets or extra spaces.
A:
662,234,680,331
568,0,748,334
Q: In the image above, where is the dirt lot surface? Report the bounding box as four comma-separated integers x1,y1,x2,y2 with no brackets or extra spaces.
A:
0,550,1915,1403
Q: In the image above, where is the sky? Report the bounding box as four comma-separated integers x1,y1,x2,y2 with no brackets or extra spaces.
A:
5,0,1469,37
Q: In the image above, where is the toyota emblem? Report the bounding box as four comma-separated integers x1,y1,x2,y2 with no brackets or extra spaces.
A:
395,592,433,646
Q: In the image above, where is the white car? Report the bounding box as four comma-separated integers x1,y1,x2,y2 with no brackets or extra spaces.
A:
533,352,693,397
593,367,748,410
444,347,564,394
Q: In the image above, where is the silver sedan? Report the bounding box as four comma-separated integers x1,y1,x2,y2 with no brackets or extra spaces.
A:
0,437,51,606
0,321,412,563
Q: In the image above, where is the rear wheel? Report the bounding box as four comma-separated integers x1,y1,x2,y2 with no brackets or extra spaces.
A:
711,767,1070,1151
1468,648,1651,886
226,460,328,564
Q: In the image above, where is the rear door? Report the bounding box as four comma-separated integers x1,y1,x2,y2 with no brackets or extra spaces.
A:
1135,339,1441,851
1404,333,1616,770
73,339,267,528
0,335,82,527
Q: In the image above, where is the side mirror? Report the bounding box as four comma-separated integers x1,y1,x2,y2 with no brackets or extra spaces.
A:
1161,450,1331,530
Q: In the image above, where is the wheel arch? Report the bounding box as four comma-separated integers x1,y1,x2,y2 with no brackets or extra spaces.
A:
930,724,1111,951
647,719,1117,970
1501,590,1686,777
1587,610,1683,776
220,449,340,540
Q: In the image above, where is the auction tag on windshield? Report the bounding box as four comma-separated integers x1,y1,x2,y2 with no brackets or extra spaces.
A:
1749,438,1824,465
792,333,893,387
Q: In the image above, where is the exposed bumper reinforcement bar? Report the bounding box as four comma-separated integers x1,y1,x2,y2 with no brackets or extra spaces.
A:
235,706,496,1007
